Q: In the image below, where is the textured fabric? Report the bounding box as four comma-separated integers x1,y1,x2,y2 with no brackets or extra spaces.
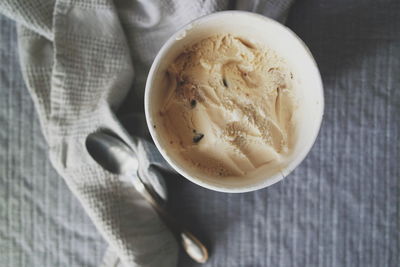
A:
1,1,399,267
0,16,106,267
0,0,294,266
1,0,179,266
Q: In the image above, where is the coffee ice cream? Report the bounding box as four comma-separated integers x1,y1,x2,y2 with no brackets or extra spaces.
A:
156,34,297,178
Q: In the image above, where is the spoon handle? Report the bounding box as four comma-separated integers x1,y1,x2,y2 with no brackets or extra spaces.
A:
132,174,209,263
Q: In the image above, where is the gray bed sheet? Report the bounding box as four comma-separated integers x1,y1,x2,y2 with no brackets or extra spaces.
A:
1,0,399,266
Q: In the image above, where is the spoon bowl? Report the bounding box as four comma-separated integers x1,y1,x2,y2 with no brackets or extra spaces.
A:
85,131,138,176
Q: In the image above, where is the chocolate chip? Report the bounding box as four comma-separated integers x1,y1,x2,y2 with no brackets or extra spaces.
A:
190,99,197,108
193,133,204,143
268,67,277,73
222,78,228,87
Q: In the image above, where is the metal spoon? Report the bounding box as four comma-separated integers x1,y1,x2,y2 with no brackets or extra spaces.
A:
85,131,209,263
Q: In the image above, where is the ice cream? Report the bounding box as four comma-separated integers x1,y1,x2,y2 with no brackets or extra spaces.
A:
156,34,297,178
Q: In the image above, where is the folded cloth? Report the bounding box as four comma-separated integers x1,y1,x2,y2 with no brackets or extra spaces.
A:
0,0,294,266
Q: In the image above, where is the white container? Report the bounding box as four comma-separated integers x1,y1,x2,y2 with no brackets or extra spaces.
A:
145,11,324,193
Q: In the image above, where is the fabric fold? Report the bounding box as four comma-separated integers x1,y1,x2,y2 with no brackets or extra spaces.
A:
7,1,179,266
